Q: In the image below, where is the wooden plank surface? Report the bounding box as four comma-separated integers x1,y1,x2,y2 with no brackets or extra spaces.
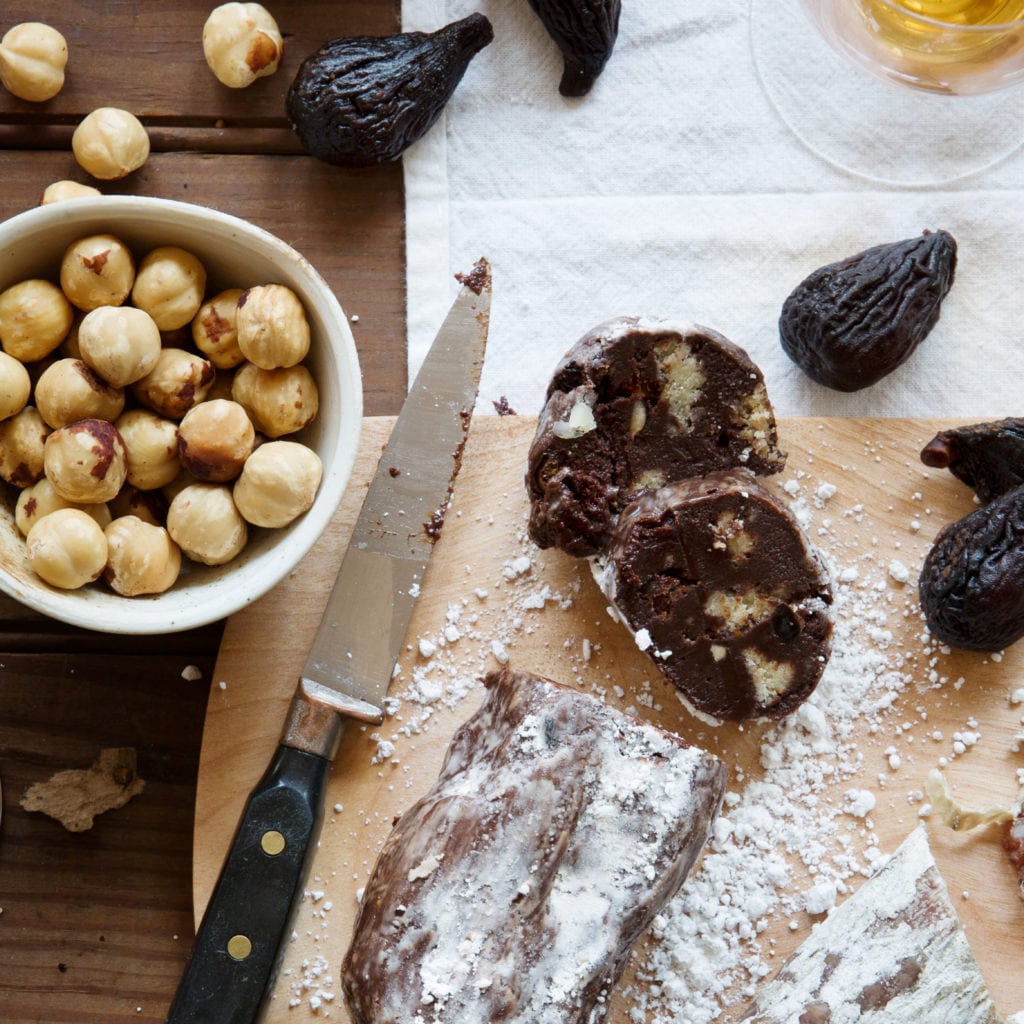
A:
0,3,404,1022
196,415,1024,1022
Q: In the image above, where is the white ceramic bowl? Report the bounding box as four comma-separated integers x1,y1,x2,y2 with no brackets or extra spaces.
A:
0,196,363,633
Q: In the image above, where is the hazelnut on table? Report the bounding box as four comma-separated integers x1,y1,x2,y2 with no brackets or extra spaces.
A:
167,483,248,566
132,348,215,419
71,107,150,180
16,477,111,537
104,515,180,596
0,22,68,102
0,406,50,487
202,3,283,88
192,288,246,369
27,508,108,590
131,246,207,332
233,440,322,528
43,418,128,504
77,305,161,387
34,358,125,429
0,351,32,421
115,409,181,491
236,284,310,369
40,180,103,205
231,361,318,437
60,234,135,311
0,278,74,362
177,399,254,482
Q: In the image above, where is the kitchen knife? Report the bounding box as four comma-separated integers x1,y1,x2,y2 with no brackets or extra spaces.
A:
167,259,491,1024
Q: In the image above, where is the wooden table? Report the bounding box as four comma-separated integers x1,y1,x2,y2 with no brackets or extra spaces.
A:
0,3,404,1021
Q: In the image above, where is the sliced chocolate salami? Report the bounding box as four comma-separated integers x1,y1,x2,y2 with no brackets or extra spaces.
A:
526,317,786,557
342,666,727,1024
595,469,833,723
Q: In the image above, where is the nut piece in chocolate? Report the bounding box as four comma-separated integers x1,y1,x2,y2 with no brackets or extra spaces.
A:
595,469,833,723
527,317,786,557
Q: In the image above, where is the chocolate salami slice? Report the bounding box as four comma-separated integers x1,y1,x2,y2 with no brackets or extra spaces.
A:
526,317,786,557
342,666,727,1024
595,470,833,723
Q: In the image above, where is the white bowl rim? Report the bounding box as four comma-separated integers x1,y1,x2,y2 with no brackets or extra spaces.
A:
0,195,364,634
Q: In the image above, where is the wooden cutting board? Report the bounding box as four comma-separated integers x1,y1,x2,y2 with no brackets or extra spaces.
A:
194,415,1024,1021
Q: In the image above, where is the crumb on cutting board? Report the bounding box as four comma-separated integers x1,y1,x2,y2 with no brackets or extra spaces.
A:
20,747,145,832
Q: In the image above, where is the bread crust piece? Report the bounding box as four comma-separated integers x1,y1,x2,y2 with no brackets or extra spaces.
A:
594,469,833,724
341,666,727,1024
526,317,786,557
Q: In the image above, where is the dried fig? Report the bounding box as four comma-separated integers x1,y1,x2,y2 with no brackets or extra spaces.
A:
527,0,621,97
920,417,1024,503
286,14,493,166
918,482,1024,652
779,230,957,392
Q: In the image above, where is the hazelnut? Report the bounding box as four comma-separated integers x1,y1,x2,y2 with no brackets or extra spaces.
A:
0,22,68,102
107,484,167,527
233,439,322,528
115,409,181,491
77,305,162,386
167,483,248,566
16,476,111,537
202,3,283,88
0,405,49,487
192,288,246,368
0,278,74,362
231,361,318,437
27,509,108,590
60,233,135,311
34,357,125,428
71,107,150,180
104,515,181,596
0,350,32,420
131,246,207,331
40,180,103,205
43,418,128,504
236,284,310,369
132,348,215,419
177,399,254,482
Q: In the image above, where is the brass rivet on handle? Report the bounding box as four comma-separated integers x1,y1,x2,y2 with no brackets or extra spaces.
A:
261,830,286,856
227,934,252,961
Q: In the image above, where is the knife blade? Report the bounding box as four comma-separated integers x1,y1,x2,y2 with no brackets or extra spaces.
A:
167,259,491,1024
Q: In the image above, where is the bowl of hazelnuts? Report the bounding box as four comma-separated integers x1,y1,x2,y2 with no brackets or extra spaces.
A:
0,195,363,633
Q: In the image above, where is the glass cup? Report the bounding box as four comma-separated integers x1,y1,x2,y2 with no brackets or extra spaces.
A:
750,0,1024,184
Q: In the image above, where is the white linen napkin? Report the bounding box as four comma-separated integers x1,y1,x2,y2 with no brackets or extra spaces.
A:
403,0,1024,420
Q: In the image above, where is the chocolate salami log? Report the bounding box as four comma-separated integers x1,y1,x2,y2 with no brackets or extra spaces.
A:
526,317,786,557
595,469,833,723
341,666,727,1024
740,827,1005,1023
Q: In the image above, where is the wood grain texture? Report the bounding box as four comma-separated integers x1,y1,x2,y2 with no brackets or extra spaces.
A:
197,416,1024,1022
0,3,403,1021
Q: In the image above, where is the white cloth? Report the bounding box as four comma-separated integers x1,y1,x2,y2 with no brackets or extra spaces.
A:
403,0,1024,419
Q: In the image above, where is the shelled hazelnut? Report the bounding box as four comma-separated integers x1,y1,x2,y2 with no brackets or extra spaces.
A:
0,22,68,102
231,361,318,437
104,516,181,596
26,508,108,590
77,305,162,387
71,107,150,180
16,477,111,537
167,483,248,565
132,348,215,419
202,2,283,89
0,405,49,487
233,440,322,528
107,485,166,527
177,399,255,482
236,283,310,368
115,409,181,491
0,350,32,421
60,234,135,310
131,246,207,331
192,288,246,368
34,358,125,428
41,180,103,205
0,278,74,362
43,418,128,504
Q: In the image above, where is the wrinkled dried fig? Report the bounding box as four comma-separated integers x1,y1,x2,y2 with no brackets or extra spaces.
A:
918,482,1024,652
286,14,493,166
779,230,957,392
527,0,621,96
920,417,1024,504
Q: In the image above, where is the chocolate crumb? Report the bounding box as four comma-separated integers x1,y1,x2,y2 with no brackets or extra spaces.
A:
492,396,516,416
455,257,491,296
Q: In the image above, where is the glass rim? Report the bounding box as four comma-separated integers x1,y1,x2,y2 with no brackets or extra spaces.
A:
870,0,1024,32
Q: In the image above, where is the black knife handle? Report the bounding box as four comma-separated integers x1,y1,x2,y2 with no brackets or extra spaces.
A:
166,743,330,1024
